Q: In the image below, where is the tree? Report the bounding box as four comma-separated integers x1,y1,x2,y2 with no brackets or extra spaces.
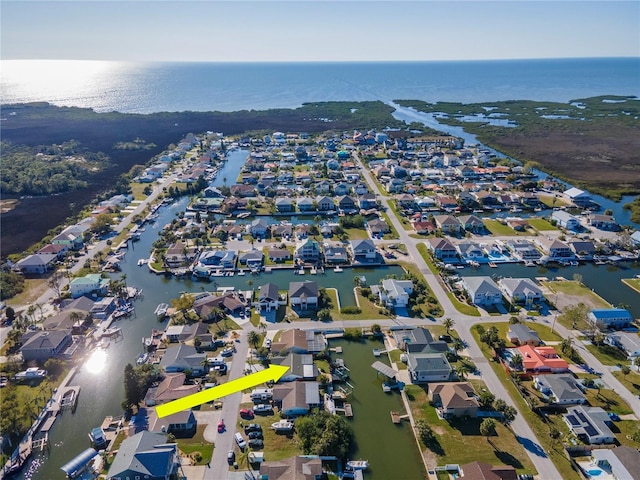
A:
502,405,517,425
91,213,113,237
621,365,631,379
549,426,561,449
48,271,65,299
317,309,332,322
478,391,495,409
510,353,524,371
123,363,142,410
494,399,507,412
456,364,471,380
415,419,435,445
296,411,353,460
479,418,497,440
5,306,16,323
443,317,454,333
452,338,465,357
248,331,261,349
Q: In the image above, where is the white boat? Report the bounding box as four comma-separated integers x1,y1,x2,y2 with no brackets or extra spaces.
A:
333,267,343,273
524,260,536,267
346,460,369,470
136,353,149,365
271,420,294,432
15,367,47,380
154,303,169,318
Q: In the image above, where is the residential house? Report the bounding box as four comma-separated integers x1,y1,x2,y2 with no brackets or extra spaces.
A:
534,374,586,405
272,381,322,417
511,345,568,373
193,292,245,319
198,250,237,269
588,214,619,231
551,210,581,231
258,283,280,312
434,215,462,234
435,194,458,210
563,406,616,444
460,276,503,306
506,240,542,261
373,279,413,308
498,278,544,306
569,240,596,259
164,242,196,268
295,224,313,239
296,197,315,212
392,327,448,354
230,184,256,197
428,382,480,418
457,241,485,261
163,322,208,343
413,221,435,235
271,329,326,355
323,245,349,264
458,215,485,233
89,297,117,320
288,281,319,310
69,273,110,299
605,331,640,360
51,226,84,250
358,193,378,210
294,239,320,263
147,408,197,436
42,308,90,332
337,195,358,214
367,218,390,237
407,352,453,383
589,447,640,480
534,237,573,260
506,218,529,232
259,456,324,480
270,353,319,382
144,373,199,406
506,324,541,346
20,329,72,362
458,461,517,480
106,431,180,480
588,308,633,329
238,250,264,268
333,183,350,196
275,198,294,213
159,344,207,376
267,248,293,263
563,187,591,206
350,239,378,263
427,237,458,261
37,243,68,260
15,253,58,275
315,196,334,211
271,223,293,240
248,218,270,238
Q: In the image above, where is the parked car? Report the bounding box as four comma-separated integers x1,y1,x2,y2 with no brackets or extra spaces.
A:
244,423,262,434
438,335,452,342
248,439,264,449
217,419,225,433
265,338,272,348
227,450,235,465
247,431,263,440
239,408,255,419
235,432,246,450
252,404,273,414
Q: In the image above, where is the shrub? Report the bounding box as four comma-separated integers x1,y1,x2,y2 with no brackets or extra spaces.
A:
340,306,362,315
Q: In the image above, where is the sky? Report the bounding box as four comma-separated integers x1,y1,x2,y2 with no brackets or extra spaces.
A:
1,0,639,62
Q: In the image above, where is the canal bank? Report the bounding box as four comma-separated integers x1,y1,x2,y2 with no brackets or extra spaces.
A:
330,338,426,480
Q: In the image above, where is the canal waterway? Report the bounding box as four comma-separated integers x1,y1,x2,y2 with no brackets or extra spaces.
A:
329,338,426,480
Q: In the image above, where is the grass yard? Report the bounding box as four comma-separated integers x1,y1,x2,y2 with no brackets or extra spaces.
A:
129,182,150,201
542,281,611,330
176,425,214,465
386,199,413,231
234,404,301,464
584,384,634,416
527,218,558,231
324,288,387,321
388,349,407,370
393,259,444,317
538,194,572,208
380,211,400,240
483,219,526,236
612,370,640,397
344,228,370,240
478,321,564,348
404,385,536,475
584,343,630,366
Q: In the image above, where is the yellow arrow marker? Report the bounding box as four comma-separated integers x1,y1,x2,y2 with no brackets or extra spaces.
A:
156,364,289,418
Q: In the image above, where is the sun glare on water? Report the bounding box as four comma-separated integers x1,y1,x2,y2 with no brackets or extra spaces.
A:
85,348,108,374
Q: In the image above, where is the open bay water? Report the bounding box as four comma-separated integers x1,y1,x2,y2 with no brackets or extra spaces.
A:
2,58,639,114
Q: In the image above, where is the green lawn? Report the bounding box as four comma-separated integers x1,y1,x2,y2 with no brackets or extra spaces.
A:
388,349,407,370
414,244,479,316
483,219,527,236
527,218,558,231
541,281,611,329
585,343,630,366
344,228,370,240
324,288,387,321
176,425,214,465
538,195,572,208
386,199,413,231
478,321,564,348
404,384,536,475
394,259,444,317
380,211,400,240
612,370,640,397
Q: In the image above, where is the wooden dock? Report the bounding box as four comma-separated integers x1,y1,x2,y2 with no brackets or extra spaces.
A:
336,403,353,417
391,411,400,423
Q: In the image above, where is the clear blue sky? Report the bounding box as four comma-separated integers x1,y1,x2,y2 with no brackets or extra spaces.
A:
2,1,639,62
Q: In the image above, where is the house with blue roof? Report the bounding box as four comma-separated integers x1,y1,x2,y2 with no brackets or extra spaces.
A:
588,308,633,329
106,431,180,480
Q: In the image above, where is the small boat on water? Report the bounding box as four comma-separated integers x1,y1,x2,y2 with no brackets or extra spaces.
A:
524,260,536,267
154,303,169,319
136,353,149,365
271,420,294,432
137,258,148,266
333,266,343,272
88,427,108,449
346,460,369,470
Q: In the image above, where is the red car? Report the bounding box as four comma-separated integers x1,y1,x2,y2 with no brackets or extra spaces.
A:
217,419,225,433
239,408,255,419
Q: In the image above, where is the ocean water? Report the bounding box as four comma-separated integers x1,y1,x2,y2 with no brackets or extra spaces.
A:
2,57,639,114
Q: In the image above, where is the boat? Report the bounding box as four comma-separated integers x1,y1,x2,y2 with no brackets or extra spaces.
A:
569,260,579,266
271,420,294,432
154,303,169,319
137,258,147,266
524,260,536,267
333,266,343,273
88,427,108,449
488,262,497,268
15,367,47,380
136,353,149,365
346,460,369,470
101,327,122,338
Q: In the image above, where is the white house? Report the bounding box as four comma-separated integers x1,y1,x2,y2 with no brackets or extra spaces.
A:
498,278,544,305
563,406,616,444
69,273,110,299
461,276,502,306
588,308,633,329
605,331,640,360
551,210,581,231
376,279,413,308
288,281,319,310
563,187,591,206
534,374,586,405
407,353,453,383
258,283,280,312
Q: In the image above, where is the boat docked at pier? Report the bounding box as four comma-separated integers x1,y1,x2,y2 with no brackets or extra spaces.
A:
154,303,169,319
346,460,369,470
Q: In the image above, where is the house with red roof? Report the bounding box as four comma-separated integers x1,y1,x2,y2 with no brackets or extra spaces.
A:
511,345,568,374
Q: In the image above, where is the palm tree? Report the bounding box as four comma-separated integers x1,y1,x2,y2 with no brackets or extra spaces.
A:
452,338,465,357
456,364,471,380
443,317,454,334
248,331,261,349
511,353,524,372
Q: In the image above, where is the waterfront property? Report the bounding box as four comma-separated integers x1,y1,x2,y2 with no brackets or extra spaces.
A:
393,327,448,353
604,331,640,360
407,352,453,383
498,277,544,306
588,308,633,329
106,431,180,480
159,344,207,376
460,276,503,307
288,281,319,310
272,381,321,417
428,382,480,418
20,329,72,362
271,329,327,355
